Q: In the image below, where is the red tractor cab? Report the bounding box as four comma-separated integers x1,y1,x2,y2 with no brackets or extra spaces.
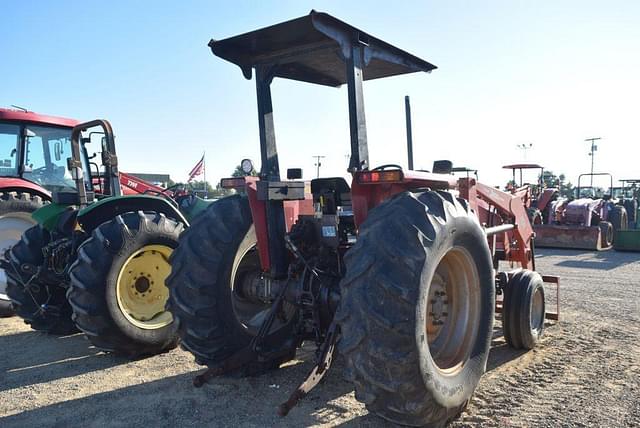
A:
0,108,79,315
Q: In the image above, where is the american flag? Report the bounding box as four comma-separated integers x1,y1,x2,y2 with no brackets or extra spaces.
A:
187,154,205,182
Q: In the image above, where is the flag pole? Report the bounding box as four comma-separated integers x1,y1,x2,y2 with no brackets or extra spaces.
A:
203,151,207,199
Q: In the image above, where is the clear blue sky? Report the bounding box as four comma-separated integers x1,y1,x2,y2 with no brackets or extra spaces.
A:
2,1,639,187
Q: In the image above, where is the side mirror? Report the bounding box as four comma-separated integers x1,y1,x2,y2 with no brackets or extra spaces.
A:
287,168,302,180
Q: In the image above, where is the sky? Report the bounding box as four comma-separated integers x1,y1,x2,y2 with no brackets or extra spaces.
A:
2,1,639,188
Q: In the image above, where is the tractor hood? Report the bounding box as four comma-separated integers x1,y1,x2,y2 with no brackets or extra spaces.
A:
565,198,603,226
209,10,437,87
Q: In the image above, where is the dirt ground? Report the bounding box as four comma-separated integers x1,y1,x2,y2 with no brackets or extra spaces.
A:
1,249,638,427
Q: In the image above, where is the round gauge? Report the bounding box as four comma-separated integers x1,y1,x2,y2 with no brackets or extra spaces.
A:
241,158,254,174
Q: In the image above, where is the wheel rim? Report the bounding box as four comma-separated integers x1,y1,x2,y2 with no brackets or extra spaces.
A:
116,244,173,330
230,226,293,335
426,246,481,376
530,286,544,334
0,213,37,296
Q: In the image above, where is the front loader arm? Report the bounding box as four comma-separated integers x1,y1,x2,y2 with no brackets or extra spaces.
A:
460,179,534,269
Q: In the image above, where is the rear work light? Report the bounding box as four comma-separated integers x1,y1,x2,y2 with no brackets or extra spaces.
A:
220,177,247,189
356,170,404,184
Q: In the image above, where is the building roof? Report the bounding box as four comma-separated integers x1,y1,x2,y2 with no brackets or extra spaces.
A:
129,173,171,183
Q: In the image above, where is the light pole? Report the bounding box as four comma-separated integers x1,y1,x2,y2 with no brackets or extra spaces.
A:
516,143,533,160
313,155,326,178
585,137,601,186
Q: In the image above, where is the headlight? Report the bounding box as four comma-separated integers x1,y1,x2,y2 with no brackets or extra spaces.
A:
241,158,253,174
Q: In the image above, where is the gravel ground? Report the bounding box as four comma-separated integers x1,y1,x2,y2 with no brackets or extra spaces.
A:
0,248,638,427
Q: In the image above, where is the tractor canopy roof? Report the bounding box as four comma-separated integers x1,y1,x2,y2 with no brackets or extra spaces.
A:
209,10,437,87
502,163,544,170
0,108,79,128
452,167,477,173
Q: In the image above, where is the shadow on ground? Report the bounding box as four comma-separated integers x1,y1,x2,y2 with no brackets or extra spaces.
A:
0,356,358,428
0,322,546,427
0,329,126,393
535,248,638,270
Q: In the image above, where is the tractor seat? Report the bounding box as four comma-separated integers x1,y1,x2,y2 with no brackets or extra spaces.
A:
311,177,352,214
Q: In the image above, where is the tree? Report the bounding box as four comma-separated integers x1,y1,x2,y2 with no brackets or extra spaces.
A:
540,170,559,188
560,181,575,198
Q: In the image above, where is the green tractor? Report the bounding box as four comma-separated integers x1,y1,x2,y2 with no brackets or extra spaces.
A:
5,119,209,356
613,179,640,251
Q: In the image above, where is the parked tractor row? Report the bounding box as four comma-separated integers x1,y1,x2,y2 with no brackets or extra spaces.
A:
503,163,640,252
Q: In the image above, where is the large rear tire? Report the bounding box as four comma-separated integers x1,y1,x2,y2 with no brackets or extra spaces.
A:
68,212,183,357
527,207,543,225
5,225,77,334
337,191,495,427
609,205,628,233
167,195,298,372
623,200,637,227
0,192,46,316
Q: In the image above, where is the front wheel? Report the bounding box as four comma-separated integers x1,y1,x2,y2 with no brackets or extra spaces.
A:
503,270,545,350
68,212,184,357
337,191,495,427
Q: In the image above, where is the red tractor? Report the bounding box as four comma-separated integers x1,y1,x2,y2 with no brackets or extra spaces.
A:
502,163,558,225
535,172,626,250
167,12,559,426
0,108,80,316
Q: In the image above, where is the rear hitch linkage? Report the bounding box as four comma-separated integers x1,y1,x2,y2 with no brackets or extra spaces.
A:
192,235,340,417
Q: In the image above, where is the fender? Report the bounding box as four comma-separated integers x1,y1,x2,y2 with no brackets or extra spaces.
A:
32,203,75,232
76,195,189,232
174,194,216,223
0,178,51,201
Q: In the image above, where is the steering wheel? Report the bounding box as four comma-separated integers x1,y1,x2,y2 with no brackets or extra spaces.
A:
371,164,403,171
162,183,187,195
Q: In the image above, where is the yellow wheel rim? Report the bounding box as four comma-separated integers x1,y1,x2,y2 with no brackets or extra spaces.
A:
116,244,174,330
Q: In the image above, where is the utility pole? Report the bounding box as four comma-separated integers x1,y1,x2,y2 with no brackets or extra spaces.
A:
585,137,601,186
313,155,326,178
516,143,533,160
